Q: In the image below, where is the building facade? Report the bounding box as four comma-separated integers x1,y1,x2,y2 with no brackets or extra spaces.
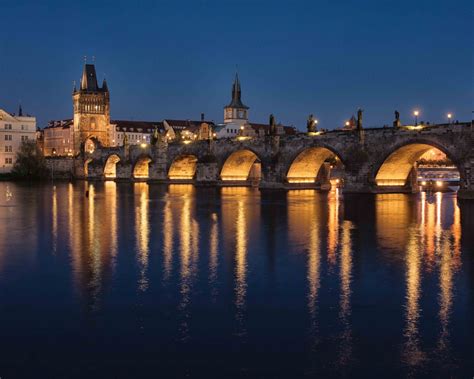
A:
0,107,36,173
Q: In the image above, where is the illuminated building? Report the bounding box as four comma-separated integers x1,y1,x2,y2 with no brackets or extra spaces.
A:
0,106,36,172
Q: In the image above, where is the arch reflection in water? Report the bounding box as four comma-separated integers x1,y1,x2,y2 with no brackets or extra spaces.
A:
68,182,118,312
134,183,150,292
375,192,462,369
221,187,258,336
167,185,200,341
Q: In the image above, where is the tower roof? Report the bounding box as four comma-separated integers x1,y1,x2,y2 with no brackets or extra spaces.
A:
81,64,99,91
225,73,249,109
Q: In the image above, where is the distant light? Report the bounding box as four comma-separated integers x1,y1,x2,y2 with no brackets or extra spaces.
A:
421,181,427,186
436,181,443,187
447,113,452,120
315,119,319,124
140,143,146,148
345,121,350,126
240,126,244,130
413,110,419,117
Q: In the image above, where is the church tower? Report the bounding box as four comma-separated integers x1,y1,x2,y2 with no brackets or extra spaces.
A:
224,73,249,125
72,63,110,152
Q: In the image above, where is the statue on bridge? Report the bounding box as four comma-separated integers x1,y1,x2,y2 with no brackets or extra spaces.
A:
307,114,317,133
393,110,401,127
269,114,276,136
151,126,160,146
357,108,363,130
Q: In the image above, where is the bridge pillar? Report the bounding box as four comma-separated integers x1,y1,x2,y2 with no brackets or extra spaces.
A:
116,162,132,181
317,162,332,191
259,161,285,190
148,154,168,181
195,162,218,186
458,158,474,199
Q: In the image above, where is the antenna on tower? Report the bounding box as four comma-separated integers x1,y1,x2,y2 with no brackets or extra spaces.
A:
84,55,87,64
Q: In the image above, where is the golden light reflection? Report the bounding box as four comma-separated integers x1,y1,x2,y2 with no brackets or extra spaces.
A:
162,196,173,281
403,224,426,367
338,220,353,366
402,192,462,369
235,199,248,335
176,186,199,340
135,183,150,292
209,212,219,300
327,188,340,266
52,185,58,254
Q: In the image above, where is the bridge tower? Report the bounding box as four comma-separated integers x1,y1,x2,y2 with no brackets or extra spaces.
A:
72,63,111,153
223,73,249,127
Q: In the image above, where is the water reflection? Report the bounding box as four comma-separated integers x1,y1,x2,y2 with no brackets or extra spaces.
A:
0,182,470,378
135,183,150,292
338,220,353,366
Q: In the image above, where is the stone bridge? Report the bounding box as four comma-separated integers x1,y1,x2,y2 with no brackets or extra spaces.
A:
72,123,474,199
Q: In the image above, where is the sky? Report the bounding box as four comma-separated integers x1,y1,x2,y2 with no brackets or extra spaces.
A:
0,0,472,130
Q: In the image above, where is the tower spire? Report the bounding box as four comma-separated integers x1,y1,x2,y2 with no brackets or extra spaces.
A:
18,103,23,117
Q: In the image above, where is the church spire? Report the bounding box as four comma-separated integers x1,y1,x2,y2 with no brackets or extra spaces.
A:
226,72,248,109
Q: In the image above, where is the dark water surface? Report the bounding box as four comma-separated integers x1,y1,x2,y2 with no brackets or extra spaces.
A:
0,182,472,378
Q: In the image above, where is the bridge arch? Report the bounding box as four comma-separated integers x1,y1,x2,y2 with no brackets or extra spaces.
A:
133,155,152,180
374,140,459,187
104,154,121,179
168,154,198,180
286,146,344,184
220,149,261,182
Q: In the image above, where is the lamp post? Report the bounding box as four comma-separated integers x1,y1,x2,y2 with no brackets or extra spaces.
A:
447,113,452,124
413,110,419,126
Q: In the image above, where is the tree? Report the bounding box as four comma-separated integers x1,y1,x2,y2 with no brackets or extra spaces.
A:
12,140,48,179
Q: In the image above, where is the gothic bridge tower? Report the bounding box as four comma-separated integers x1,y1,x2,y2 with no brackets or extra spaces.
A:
73,63,110,153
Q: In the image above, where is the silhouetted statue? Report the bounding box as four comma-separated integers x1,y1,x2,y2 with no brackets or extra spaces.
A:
307,114,317,133
393,110,401,127
269,114,276,135
357,108,363,130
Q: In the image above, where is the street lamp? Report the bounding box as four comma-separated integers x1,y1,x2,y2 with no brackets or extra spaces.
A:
345,121,350,128
413,110,419,126
447,113,452,123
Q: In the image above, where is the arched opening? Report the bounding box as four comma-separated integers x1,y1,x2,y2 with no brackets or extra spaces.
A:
104,154,121,179
133,157,152,179
168,155,198,180
375,144,460,191
84,158,92,177
84,137,96,154
286,147,343,188
220,149,261,183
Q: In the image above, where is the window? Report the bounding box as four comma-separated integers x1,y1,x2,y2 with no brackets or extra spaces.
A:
4,146,12,152
5,158,13,164
4,124,12,130
21,125,28,130
4,135,12,141
21,136,28,141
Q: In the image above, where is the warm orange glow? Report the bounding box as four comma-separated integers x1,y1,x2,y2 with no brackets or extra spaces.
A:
286,147,336,184
104,154,120,178
220,150,259,182
375,143,441,186
168,155,197,180
133,157,152,179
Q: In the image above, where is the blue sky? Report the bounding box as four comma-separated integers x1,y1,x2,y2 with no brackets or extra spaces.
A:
0,0,472,129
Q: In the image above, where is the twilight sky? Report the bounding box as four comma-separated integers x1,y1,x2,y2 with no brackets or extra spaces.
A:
0,0,472,130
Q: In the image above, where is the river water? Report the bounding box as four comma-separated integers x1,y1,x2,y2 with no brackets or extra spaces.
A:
0,182,472,378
